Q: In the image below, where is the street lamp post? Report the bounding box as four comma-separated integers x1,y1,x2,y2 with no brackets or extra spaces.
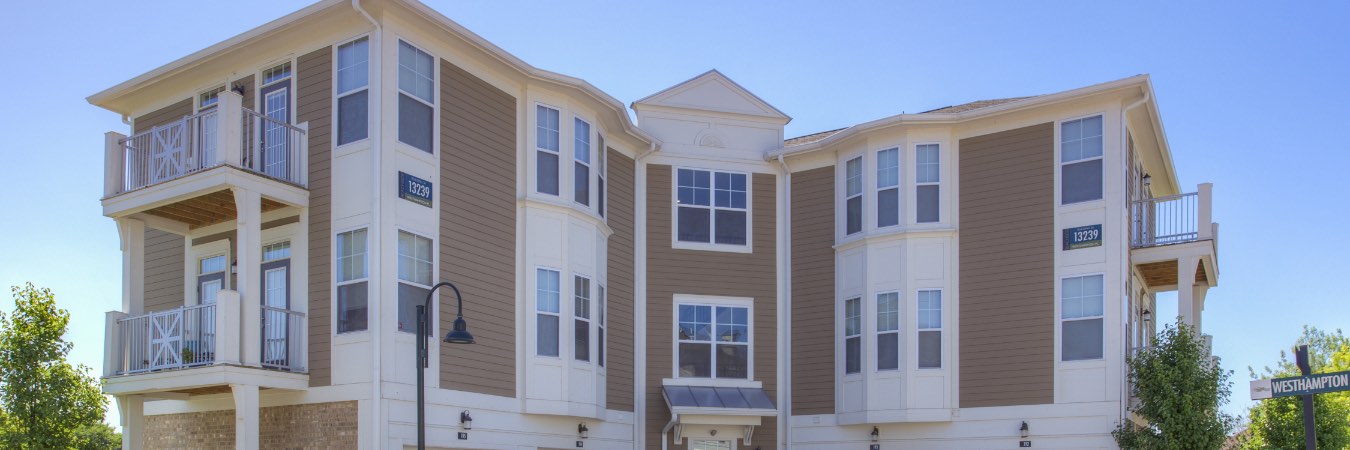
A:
417,281,475,450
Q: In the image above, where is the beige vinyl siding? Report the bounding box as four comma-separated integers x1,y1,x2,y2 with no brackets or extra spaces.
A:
296,46,332,387
132,98,193,135
606,149,636,411
645,166,778,449
143,229,185,313
438,58,517,397
789,166,835,415
957,122,1056,408
235,75,254,112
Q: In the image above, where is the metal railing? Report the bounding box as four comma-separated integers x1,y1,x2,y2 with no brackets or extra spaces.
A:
117,110,220,193
113,304,216,375
1131,192,1199,248
261,306,307,372
241,109,307,187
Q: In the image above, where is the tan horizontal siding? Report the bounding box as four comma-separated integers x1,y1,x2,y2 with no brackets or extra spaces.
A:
957,122,1055,408
606,149,637,412
143,229,185,313
790,166,835,415
438,58,517,398
133,99,193,135
297,46,332,387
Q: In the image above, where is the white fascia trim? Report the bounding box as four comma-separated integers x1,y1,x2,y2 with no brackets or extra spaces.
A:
767,74,1153,160
631,69,793,123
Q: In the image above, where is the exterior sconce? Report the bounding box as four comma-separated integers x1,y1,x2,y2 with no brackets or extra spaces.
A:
1142,173,1152,188
870,426,880,442
578,423,589,439
1141,308,1152,324
459,411,472,430
231,83,246,96
1020,421,1030,438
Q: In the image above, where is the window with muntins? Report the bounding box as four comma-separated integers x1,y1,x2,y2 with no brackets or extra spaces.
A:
876,148,900,228
574,119,592,206
676,169,748,246
336,228,368,333
536,105,561,195
1061,115,1104,204
917,290,942,368
677,304,749,379
876,292,900,371
397,40,435,153
845,157,863,235
574,276,591,362
536,269,561,357
916,144,940,223
336,38,369,146
597,134,607,218
597,285,606,367
396,231,433,335
844,297,861,374
1061,275,1104,360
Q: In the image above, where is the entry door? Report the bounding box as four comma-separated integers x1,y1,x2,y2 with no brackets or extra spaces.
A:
259,64,292,179
261,255,291,366
197,255,227,359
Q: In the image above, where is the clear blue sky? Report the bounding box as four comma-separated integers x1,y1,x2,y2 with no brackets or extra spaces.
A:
0,0,1346,428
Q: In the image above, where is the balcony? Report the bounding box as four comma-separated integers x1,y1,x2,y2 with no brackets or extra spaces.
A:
1130,183,1218,335
102,290,308,396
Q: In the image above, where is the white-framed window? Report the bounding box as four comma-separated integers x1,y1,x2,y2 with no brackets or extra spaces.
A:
876,148,900,228
917,289,942,368
262,62,292,87
536,268,561,357
676,168,748,245
843,297,861,374
1060,115,1104,204
335,228,369,333
574,276,592,362
845,156,863,235
198,86,225,110
536,105,561,195
397,40,435,153
198,254,227,306
876,292,900,371
916,144,940,223
597,134,607,218
396,231,434,335
597,285,606,367
262,241,291,261
335,37,369,146
1061,274,1104,361
677,303,750,379
574,118,592,206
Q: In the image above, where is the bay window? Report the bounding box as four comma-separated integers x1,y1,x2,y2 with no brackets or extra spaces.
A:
536,105,561,195
844,297,861,374
676,168,748,245
536,268,561,357
396,231,433,335
917,290,942,368
916,144,940,223
677,304,749,379
597,134,607,218
876,149,900,228
574,119,592,206
598,285,606,367
397,40,435,153
1061,274,1105,361
336,37,369,146
1061,115,1104,204
335,228,368,333
876,292,900,370
845,157,863,235
574,276,591,362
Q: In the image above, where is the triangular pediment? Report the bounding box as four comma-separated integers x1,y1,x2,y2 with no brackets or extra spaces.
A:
634,70,790,123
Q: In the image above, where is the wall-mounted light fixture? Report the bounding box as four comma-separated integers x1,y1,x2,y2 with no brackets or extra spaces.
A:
459,411,472,430
578,423,589,439
1142,173,1152,188
231,83,246,96
1020,421,1030,439
1141,308,1152,324
870,426,880,442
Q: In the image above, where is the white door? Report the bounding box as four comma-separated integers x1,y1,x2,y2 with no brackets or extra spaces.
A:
197,255,227,360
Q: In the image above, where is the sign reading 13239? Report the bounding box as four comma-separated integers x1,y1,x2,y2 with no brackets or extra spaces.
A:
398,172,433,208
1062,224,1102,250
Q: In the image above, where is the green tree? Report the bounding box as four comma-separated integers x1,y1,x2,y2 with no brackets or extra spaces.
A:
1241,326,1350,450
0,283,113,449
1114,321,1239,449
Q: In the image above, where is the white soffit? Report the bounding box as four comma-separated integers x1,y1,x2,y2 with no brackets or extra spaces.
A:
634,70,791,123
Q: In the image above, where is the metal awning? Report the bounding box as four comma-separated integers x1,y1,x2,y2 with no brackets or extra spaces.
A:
662,385,777,445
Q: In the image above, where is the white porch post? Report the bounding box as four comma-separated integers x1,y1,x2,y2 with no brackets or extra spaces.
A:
116,218,146,315
231,384,260,450
215,290,243,365
216,90,244,168
104,131,127,197
117,394,144,450
103,311,129,377
1176,255,1201,332
1197,183,1213,240
234,188,263,367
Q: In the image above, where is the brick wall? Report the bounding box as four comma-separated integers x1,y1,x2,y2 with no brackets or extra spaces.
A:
143,401,358,449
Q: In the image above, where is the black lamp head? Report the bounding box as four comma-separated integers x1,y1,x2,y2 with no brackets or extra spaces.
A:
444,315,474,344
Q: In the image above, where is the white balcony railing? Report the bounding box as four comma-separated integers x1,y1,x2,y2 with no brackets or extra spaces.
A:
261,306,306,372
1130,183,1214,249
103,91,307,197
114,303,217,374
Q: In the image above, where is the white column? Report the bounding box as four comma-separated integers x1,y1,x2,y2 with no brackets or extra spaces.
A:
234,188,263,367
104,131,127,197
1197,183,1213,240
216,90,244,168
117,395,144,450
116,218,146,315
231,384,260,450
1176,255,1200,331
215,290,243,365
1191,284,1208,335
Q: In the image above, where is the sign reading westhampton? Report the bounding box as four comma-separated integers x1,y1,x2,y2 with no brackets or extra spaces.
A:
398,172,433,208
1251,370,1350,400
1062,224,1103,250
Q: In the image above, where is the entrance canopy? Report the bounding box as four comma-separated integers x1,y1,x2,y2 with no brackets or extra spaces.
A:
662,385,777,445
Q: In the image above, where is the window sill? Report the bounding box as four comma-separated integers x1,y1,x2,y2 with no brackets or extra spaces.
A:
671,240,753,254
663,377,762,389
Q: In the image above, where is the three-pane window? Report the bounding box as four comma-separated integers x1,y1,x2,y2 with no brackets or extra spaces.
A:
843,297,861,374
677,304,749,379
876,292,900,371
397,41,435,153
876,149,900,228
917,290,942,368
396,231,433,335
336,228,369,333
574,119,592,206
536,269,561,357
536,105,561,195
845,157,863,235
1061,115,1104,204
336,38,369,146
916,144,940,223
1061,275,1105,360
676,169,748,245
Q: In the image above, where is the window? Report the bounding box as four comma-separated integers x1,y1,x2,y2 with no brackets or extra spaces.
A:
536,269,561,357
677,304,749,379
876,149,900,228
843,297,861,374
574,118,592,206
916,144,940,223
198,86,225,109
574,276,591,362
597,134,607,218
1061,275,1104,361
536,105,561,195
676,169,747,245
398,40,435,153
262,241,290,261
876,292,900,371
1061,115,1104,204
845,157,863,235
597,285,606,367
396,231,433,335
263,62,292,86
336,228,369,333
917,290,942,368
336,38,369,146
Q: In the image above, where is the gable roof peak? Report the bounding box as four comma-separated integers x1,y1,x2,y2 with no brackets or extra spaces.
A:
633,69,791,123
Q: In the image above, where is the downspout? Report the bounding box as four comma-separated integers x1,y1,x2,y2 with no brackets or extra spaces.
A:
660,414,678,450
1119,90,1148,424
775,154,791,448
352,1,383,448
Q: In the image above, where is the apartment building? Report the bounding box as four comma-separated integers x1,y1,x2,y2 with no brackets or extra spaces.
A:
90,1,1220,449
